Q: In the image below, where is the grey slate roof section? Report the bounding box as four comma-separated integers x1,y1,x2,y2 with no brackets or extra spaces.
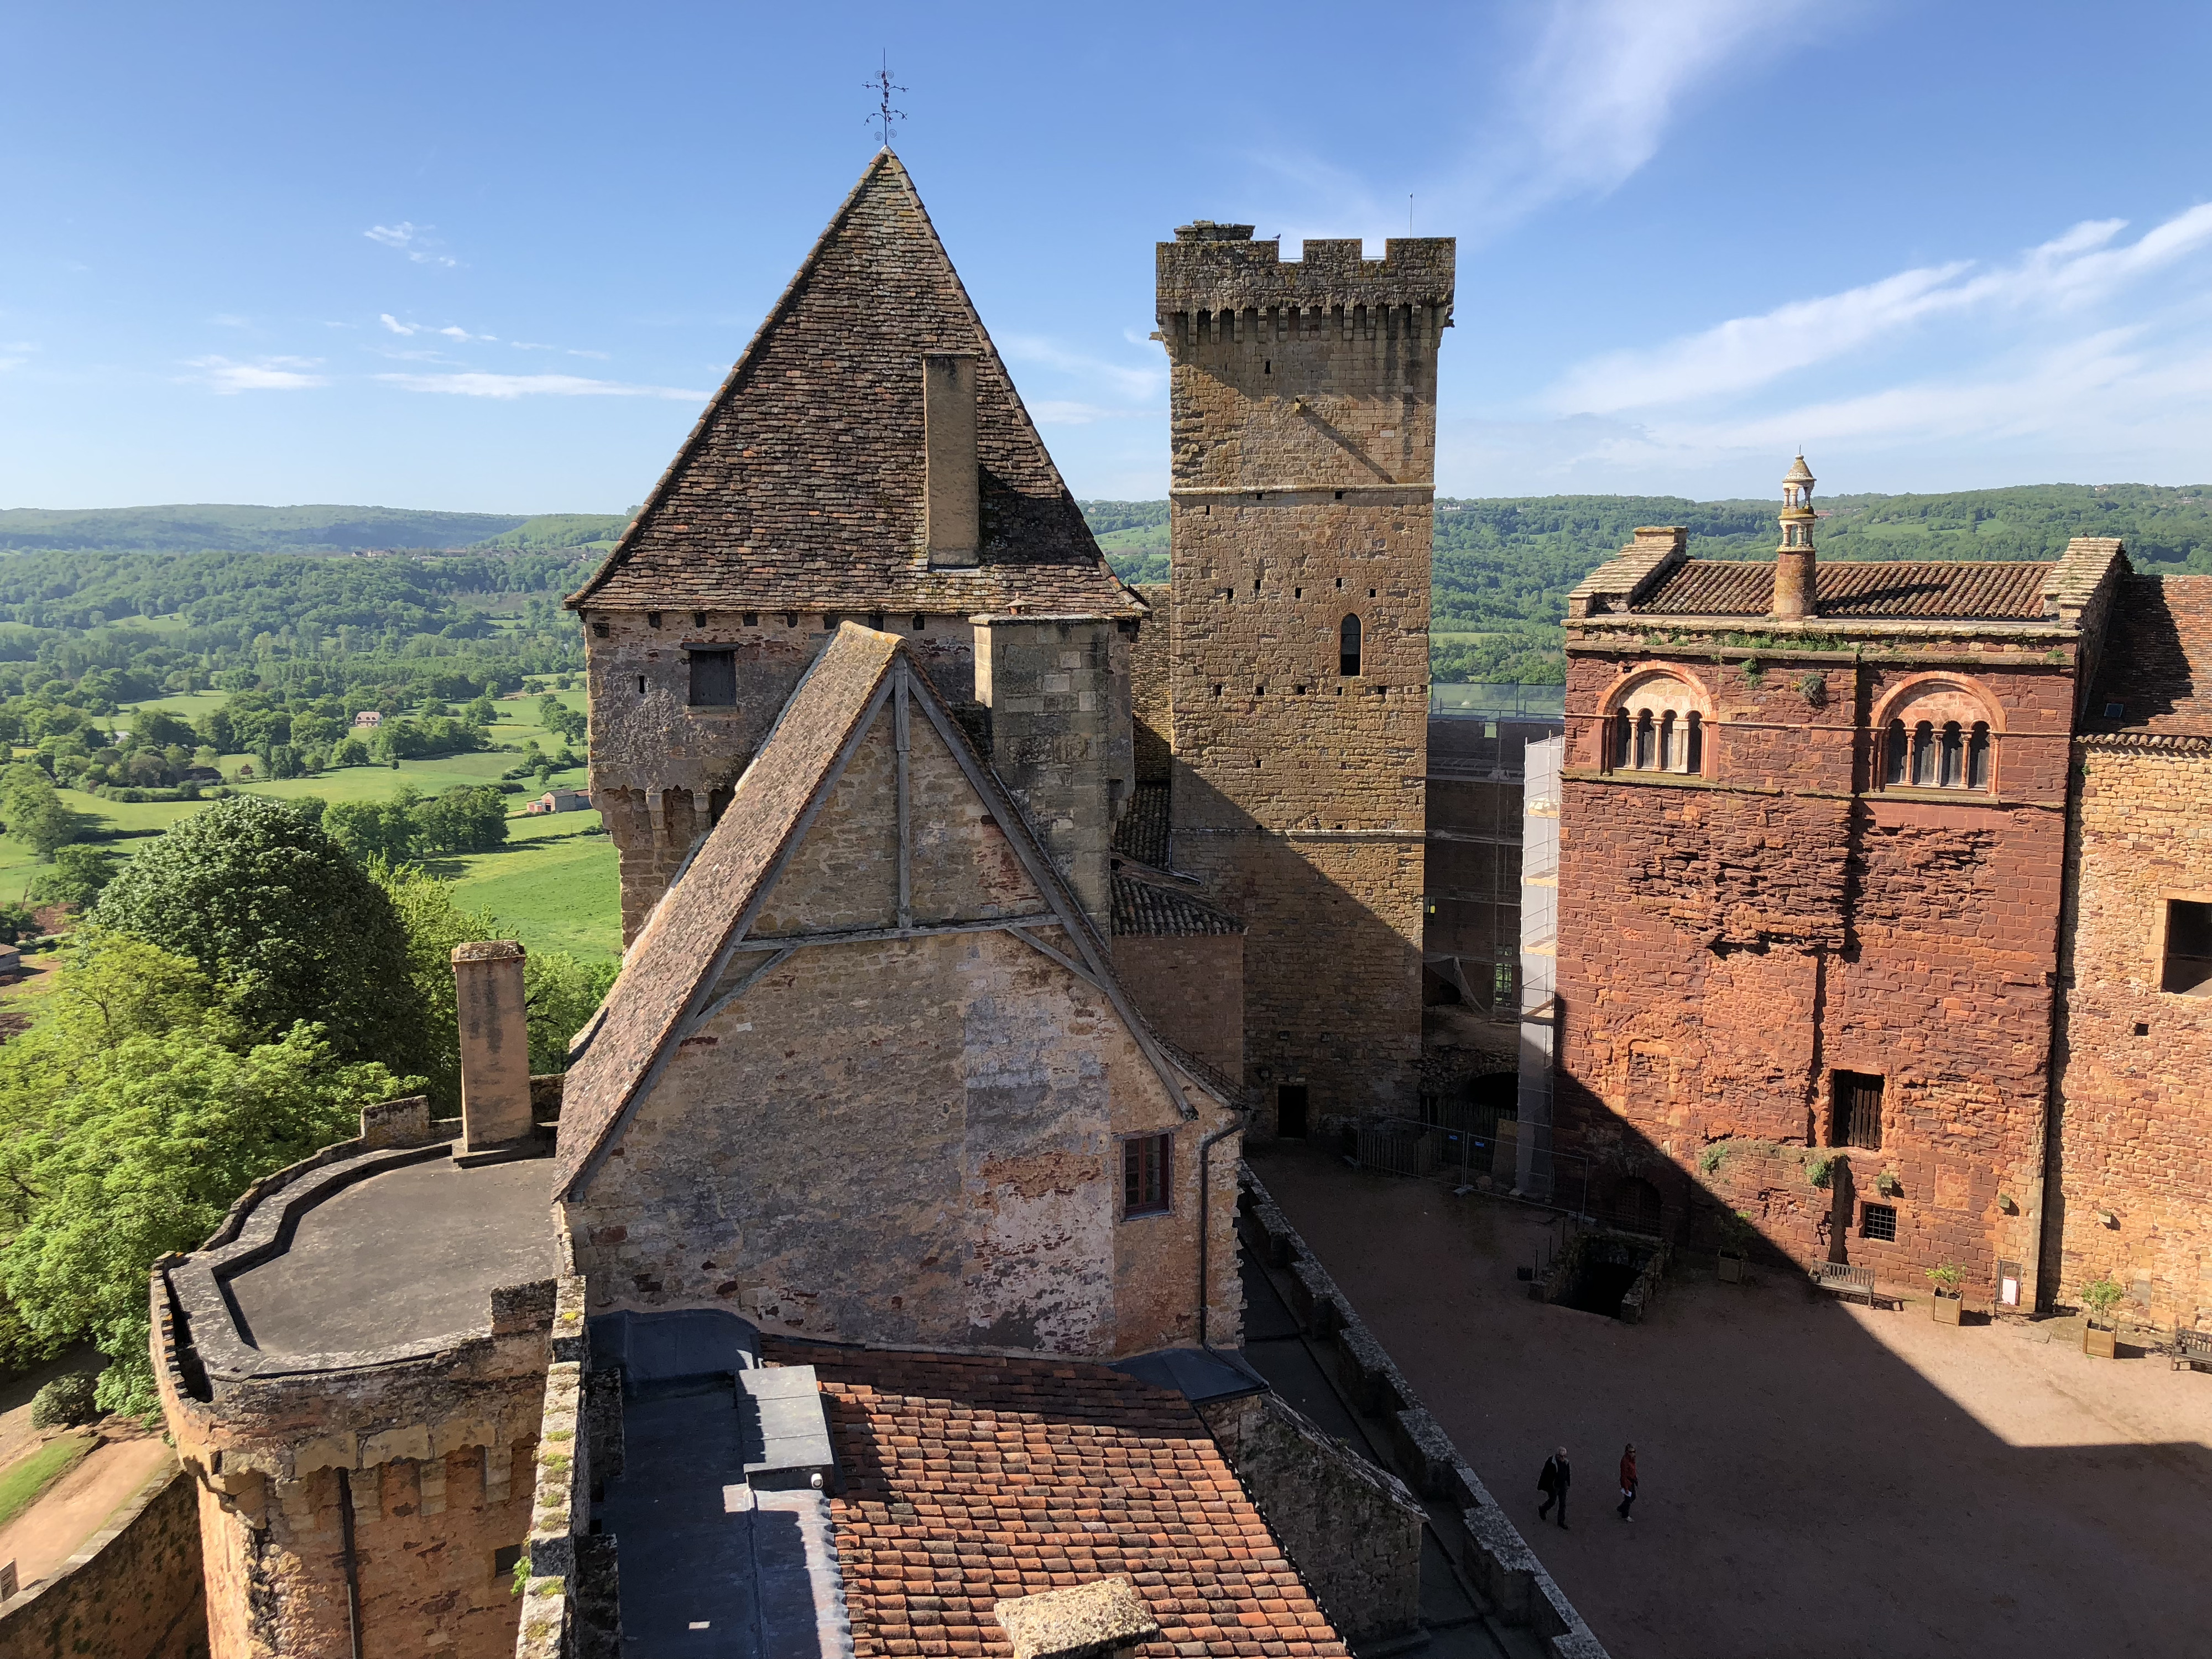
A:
741,1365,838,1491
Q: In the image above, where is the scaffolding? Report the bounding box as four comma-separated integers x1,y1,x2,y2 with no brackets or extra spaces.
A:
1515,733,1563,1202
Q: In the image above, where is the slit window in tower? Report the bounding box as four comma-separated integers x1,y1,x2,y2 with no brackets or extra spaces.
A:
1339,614,1362,676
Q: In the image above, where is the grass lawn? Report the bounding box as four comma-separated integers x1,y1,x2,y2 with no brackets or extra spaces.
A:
0,1433,94,1530
117,690,231,727
442,819,621,962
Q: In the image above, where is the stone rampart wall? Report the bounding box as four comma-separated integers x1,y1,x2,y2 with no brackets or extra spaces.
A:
1234,1166,1608,1659
0,1461,205,1659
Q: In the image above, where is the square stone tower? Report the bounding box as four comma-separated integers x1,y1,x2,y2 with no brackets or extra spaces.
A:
1154,224,1454,1126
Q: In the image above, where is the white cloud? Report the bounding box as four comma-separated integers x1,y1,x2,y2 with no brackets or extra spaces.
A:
379,313,418,335
374,372,703,401
1550,204,2212,413
184,354,328,393
511,341,611,359
1001,335,1165,404
364,222,459,267
1507,0,1806,210
1027,400,1156,427
382,314,495,343
209,313,252,329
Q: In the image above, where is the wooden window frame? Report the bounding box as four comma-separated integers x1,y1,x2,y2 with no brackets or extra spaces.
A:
1120,1131,1174,1219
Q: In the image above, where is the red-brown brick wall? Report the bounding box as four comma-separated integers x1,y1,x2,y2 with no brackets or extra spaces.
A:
1556,645,2076,1301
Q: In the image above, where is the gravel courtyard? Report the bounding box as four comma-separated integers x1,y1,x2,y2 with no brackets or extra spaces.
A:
1248,1141,2212,1659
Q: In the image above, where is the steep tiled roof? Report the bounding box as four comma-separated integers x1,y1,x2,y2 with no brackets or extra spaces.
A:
1630,558,2056,620
1110,780,1170,867
571,151,1140,619
768,1342,1348,1658
554,624,901,1193
2084,575,2212,740
1112,873,1243,938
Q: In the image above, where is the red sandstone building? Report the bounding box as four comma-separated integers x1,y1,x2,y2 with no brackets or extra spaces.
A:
1551,457,2137,1309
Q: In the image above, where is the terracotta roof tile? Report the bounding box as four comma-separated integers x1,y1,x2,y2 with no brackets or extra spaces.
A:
1112,781,1171,868
762,1343,1348,1659
2085,575,2212,739
1112,874,1243,938
571,151,1139,620
1631,558,2057,620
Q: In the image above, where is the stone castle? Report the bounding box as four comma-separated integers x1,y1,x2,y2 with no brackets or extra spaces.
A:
117,148,2206,1659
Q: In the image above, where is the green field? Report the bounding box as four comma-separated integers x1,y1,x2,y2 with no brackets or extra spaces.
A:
10,687,619,961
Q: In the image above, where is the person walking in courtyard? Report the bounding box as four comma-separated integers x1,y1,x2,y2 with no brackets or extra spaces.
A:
1538,1446,1571,1527
1617,1443,1639,1522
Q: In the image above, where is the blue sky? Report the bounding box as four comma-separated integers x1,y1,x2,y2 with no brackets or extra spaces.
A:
3,1,2208,512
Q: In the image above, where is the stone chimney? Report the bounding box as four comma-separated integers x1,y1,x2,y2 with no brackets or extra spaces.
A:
993,1577,1160,1659
973,618,1114,933
453,940,531,1150
1771,452,1818,620
924,352,979,567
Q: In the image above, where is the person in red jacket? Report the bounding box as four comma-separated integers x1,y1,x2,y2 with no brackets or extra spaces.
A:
1617,1443,1639,1522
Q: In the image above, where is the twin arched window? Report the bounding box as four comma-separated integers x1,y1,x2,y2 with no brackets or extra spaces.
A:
1885,719,1991,790
1879,681,1997,792
1606,671,1706,776
1613,707,1703,774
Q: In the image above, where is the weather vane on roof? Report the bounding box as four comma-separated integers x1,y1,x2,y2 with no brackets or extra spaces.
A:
865,52,907,149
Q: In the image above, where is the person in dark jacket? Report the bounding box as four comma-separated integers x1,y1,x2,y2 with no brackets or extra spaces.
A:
1537,1446,1571,1527
1617,1443,1639,1521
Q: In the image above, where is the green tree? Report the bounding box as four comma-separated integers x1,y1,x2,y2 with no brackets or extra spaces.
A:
370,860,499,1112
92,796,426,1071
413,785,509,856
27,843,119,909
324,792,420,864
0,1019,408,1412
0,902,38,945
2,764,90,859
524,952,619,1074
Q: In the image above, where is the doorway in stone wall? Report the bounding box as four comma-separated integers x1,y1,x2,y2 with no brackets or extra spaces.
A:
1829,1157,1856,1263
1276,1084,1309,1139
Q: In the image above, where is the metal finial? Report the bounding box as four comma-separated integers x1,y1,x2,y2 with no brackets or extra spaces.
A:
865,51,907,149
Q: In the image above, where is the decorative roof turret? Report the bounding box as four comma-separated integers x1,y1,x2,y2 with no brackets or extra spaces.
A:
1772,453,1818,619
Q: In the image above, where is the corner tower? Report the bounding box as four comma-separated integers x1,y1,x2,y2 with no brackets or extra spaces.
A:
1154,223,1454,1125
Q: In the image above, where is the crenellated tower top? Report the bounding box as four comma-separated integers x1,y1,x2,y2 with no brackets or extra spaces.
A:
1157,223,1455,321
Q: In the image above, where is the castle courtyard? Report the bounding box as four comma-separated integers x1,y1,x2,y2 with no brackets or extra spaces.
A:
1248,1141,2212,1659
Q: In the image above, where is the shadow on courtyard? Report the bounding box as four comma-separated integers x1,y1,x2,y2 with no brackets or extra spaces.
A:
1246,1140,2212,1659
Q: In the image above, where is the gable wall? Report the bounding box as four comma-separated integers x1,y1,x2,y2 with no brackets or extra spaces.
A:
566,676,1239,1356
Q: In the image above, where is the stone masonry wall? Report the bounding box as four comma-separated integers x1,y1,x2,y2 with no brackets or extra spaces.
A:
1556,645,2076,1301
1197,1391,1423,1645
1159,230,1449,1125
0,1461,206,1659
566,705,1243,1357
2053,740,2212,1329
582,608,978,941
1110,931,1245,1081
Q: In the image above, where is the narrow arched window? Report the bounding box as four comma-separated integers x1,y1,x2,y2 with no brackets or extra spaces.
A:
1968,722,1991,790
1911,721,1936,786
1684,712,1703,775
1658,711,1677,771
1634,711,1655,769
1339,614,1362,677
1938,721,1964,787
1612,709,1631,771
1886,720,1908,785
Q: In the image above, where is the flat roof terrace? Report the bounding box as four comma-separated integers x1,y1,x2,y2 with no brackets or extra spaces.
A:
171,1143,560,1379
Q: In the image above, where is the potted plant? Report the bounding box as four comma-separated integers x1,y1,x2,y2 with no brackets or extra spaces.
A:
1718,1211,1755,1282
1926,1264,1964,1325
2080,1276,2124,1358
